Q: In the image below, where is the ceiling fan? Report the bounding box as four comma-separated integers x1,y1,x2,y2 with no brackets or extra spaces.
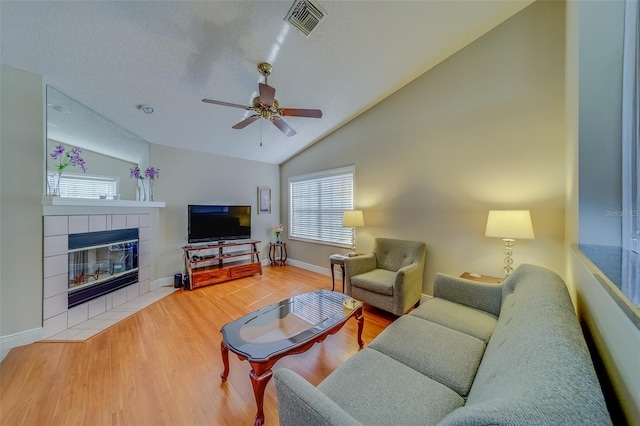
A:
202,63,322,137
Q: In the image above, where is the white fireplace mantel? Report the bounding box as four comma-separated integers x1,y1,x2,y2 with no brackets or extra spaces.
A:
42,197,166,208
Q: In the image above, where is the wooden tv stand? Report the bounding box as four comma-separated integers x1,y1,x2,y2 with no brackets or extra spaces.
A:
183,240,262,290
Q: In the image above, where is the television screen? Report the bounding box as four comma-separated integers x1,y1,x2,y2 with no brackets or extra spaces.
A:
188,205,252,243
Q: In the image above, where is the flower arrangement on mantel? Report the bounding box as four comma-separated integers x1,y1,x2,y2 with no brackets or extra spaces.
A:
130,166,160,201
49,144,86,197
273,224,284,242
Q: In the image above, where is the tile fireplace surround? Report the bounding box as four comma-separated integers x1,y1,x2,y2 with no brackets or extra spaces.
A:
42,201,169,340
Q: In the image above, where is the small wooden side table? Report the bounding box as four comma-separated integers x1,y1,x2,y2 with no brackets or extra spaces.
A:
269,242,287,266
460,272,503,284
329,254,348,293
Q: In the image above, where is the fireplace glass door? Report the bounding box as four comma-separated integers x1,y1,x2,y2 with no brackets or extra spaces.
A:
68,240,138,290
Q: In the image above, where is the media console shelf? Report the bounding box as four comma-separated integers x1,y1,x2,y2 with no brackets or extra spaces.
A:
183,240,262,290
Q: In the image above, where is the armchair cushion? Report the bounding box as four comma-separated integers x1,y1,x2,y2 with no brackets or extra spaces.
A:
349,269,396,296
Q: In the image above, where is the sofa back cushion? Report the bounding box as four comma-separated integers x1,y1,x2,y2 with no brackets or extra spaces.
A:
373,238,426,272
439,264,611,425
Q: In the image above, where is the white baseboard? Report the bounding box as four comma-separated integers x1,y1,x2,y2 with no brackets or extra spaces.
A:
285,258,335,277
1,327,44,362
151,276,174,290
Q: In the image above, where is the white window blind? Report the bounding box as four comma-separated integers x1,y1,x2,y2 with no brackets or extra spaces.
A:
289,166,354,246
47,172,118,199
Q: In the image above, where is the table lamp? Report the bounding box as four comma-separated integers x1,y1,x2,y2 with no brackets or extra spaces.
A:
485,210,535,276
342,210,364,256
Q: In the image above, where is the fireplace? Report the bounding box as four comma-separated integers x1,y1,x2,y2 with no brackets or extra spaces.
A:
67,228,139,308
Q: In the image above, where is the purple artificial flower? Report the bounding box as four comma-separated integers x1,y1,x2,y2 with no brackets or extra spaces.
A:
145,166,160,180
50,144,65,159
130,166,142,179
69,147,86,172
50,143,86,173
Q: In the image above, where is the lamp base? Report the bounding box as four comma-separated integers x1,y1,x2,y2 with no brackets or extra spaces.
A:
502,238,515,276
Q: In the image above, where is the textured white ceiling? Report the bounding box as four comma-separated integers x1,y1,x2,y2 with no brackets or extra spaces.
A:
0,0,533,164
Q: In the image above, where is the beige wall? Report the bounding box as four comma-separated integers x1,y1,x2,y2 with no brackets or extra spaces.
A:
281,0,566,293
565,0,640,422
0,65,44,336
149,144,279,280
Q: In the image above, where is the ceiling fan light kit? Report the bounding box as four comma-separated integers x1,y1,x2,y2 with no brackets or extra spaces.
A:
202,62,322,137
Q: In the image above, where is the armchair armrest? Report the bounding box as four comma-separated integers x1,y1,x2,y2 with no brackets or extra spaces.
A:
433,273,503,317
393,261,425,314
274,369,362,426
343,254,376,294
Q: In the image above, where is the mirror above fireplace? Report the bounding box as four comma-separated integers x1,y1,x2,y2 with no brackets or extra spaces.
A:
46,86,150,200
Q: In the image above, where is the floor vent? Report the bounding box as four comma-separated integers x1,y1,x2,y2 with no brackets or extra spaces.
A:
285,0,325,36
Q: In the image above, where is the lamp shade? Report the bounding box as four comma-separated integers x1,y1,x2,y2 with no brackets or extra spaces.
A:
342,210,364,227
485,210,535,239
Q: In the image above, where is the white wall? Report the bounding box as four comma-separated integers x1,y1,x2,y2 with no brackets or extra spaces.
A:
149,144,279,280
281,0,566,293
566,0,639,422
0,65,44,336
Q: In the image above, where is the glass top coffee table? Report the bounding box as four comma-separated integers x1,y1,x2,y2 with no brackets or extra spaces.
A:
220,289,364,426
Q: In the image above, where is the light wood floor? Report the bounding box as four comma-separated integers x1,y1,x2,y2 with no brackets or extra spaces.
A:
0,265,396,426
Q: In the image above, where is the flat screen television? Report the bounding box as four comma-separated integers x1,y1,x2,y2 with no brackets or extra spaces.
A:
188,205,252,243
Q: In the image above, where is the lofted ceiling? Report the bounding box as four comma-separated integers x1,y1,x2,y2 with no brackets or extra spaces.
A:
0,0,533,165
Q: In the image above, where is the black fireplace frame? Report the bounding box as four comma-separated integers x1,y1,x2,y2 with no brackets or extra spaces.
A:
68,228,139,308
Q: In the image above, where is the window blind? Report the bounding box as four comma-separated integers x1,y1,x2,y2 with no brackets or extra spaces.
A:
289,166,354,246
48,172,118,199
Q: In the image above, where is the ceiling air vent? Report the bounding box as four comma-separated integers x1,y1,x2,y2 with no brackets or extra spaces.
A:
285,0,325,36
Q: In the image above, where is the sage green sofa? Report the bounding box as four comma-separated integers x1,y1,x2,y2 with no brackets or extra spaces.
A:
274,264,611,425
344,238,426,316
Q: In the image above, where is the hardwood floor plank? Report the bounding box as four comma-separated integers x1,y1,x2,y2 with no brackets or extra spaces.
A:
0,266,395,425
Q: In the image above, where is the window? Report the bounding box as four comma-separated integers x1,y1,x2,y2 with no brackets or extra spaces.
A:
47,172,119,199
289,166,354,246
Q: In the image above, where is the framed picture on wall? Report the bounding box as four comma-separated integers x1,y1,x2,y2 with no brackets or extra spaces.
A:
258,187,271,215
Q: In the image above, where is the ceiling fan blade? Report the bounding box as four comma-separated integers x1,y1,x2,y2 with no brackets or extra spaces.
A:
202,99,251,110
272,117,297,137
279,108,323,118
232,115,260,129
259,83,276,107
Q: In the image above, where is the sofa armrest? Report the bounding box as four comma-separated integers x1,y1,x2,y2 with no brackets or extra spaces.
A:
343,254,376,294
274,369,362,426
433,273,503,317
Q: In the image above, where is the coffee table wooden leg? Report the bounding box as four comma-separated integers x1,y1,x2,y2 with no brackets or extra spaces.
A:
355,306,364,349
249,362,274,426
220,341,230,382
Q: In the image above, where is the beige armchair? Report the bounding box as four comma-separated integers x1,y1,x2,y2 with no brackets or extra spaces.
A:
344,238,426,315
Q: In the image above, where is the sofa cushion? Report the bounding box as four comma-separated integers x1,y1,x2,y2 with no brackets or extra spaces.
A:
318,348,464,426
410,298,497,343
368,315,485,397
351,269,396,296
